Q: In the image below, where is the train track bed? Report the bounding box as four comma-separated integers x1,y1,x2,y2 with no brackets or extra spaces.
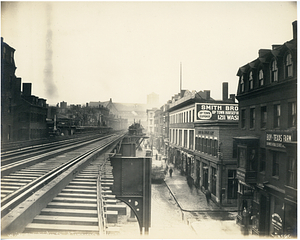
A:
1,135,115,203
1,133,140,237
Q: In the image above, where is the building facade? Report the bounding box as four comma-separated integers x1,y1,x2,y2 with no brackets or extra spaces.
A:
1,38,48,142
168,85,239,207
235,21,297,237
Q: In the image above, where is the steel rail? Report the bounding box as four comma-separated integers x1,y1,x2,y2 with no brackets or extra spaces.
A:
1,135,109,166
1,134,99,158
1,135,119,217
1,134,115,176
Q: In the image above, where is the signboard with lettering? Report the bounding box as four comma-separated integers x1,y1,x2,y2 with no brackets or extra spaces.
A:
266,131,292,148
195,103,239,121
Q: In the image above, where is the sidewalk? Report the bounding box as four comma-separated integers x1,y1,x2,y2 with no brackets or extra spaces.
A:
164,166,244,238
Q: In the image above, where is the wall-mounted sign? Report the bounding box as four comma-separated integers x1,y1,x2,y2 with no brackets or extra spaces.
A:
195,103,239,121
266,131,292,148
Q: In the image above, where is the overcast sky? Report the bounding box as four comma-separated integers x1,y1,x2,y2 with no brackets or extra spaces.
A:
1,1,297,106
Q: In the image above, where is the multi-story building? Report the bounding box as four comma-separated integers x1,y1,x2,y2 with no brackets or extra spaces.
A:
147,92,159,109
234,21,297,237
1,37,20,142
1,38,48,142
168,84,239,207
153,108,163,153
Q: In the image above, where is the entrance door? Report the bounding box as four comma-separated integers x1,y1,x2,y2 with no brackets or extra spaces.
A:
259,195,269,236
203,165,208,190
196,161,200,188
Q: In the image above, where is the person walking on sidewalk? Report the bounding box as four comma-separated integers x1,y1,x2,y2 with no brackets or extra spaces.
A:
169,168,173,178
205,189,211,205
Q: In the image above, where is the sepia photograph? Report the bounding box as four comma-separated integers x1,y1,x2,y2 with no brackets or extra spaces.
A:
1,1,297,239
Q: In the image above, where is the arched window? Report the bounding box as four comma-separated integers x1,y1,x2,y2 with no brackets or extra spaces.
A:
240,75,245,93
258,69,264,86
271,60,278,82
249,71,253,90
285,53,293,78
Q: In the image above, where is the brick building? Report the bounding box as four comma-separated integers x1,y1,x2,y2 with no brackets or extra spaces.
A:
234,21,297,237
1,38,48,142
168,84,239,207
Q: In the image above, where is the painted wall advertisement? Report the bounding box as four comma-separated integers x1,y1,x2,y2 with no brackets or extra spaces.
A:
195,103,239,121
266,131,292,148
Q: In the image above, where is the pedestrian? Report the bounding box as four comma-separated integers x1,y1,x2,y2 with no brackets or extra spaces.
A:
187,176,194,193
169,168,173,178
205,189,211,205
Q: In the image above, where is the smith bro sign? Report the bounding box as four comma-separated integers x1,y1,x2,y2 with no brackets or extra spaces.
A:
195,103,239,121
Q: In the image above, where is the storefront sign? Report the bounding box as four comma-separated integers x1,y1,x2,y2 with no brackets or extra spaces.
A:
195,103,239,121
266,131,292,148
272,213,283,232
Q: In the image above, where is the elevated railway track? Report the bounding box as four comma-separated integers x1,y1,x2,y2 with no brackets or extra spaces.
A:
1,132,131,237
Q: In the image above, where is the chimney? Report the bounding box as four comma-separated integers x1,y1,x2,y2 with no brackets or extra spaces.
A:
204,90,210,100
222,82,228,101
292,20,297,40
230,94,236,102
22,83,32,96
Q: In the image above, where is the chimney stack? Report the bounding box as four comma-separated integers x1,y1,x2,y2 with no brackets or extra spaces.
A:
222,82,228,101
230,94,236,102
22,83,32,96
292,20,297,40
204,90,210,100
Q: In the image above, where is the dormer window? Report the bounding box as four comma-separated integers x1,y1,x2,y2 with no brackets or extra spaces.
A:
285,53,293,78
271,60,278,82
258,69,264,86
240,76,245,93
3,46,6,60
249,71,253,90
10,51,13,63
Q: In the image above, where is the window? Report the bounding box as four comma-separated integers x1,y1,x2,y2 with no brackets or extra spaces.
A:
228,170,238,199
285,53,293,78
207,139,211,154
249,71,253,89
192,110,194,122
3,46,6,59
274,104,281,128
10,51,13,63
184,130,188,148
241,109,246,128
240,76,245,92
203,138,207,153
272,151,279,177
260,148,266,172
258,69,264,86
250,108,255,129
238,147,246,169
288,102,297,127
214,140,218,156
8,98,12,114
179,130,182,146
211,167,217,195
287,157,296,188
261,106,267,128
200,138,203,152
271,60,278,82
189,130,194,150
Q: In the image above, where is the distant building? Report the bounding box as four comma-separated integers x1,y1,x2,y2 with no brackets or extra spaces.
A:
90,98,147,128
146,108,157,135
147,92,159,108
